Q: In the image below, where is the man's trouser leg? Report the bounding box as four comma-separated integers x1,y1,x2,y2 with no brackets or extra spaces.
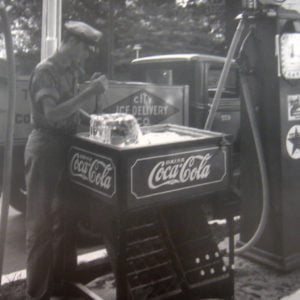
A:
25,132,69,299
52,178,77,288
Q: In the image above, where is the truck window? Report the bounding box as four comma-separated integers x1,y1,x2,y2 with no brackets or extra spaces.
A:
207,63,238,98
130,62,193,87
145,69,173,85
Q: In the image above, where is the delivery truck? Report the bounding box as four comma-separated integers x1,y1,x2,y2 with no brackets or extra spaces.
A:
0,53,240,213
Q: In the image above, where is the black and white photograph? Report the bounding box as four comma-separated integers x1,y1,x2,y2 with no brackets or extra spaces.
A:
1,0,300,299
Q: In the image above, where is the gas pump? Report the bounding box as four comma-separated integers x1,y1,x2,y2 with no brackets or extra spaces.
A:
236,0,300,271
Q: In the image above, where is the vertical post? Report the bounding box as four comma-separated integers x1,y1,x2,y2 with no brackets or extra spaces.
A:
115,212,128,299
227,214,235,298
41,0,62,61
227,216,235,269
107,0,115,79
133,44,142,59
0,2,17,285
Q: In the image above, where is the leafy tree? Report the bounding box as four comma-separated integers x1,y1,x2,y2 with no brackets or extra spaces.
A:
1,0,42,73
1,0,230,76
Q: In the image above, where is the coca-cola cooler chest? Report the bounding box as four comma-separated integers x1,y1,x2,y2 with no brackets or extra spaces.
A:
68,124,234,299
68,124,231,210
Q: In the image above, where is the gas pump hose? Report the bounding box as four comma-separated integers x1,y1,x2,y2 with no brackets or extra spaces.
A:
207,70,270,255
234,73,270,255
205,15,270,255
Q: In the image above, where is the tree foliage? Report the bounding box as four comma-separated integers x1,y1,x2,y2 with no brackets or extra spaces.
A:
1,0,232,75
114,1,225,59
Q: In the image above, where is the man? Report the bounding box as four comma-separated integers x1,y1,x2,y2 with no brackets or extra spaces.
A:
24,21,108,299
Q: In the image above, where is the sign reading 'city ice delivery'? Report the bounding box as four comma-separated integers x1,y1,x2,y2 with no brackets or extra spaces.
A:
100,82,188,127
103,89,179,126
69,147,116,198
131,147,227,199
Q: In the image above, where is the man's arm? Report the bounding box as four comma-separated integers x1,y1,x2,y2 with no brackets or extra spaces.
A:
79,108,91,125
43,75,108,122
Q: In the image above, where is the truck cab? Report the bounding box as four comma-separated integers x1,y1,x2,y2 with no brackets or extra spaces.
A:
130,53,240,148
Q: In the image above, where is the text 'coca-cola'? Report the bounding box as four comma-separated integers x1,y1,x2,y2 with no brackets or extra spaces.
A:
69,147,116,197
131,147,227,199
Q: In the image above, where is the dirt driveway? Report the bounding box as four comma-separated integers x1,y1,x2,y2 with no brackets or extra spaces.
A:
234,255,300,300
85,254,300,300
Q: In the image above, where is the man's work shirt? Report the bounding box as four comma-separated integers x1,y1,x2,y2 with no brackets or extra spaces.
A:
29,52,81,135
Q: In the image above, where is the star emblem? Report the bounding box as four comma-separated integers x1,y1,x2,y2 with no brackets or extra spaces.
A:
288,127,300,155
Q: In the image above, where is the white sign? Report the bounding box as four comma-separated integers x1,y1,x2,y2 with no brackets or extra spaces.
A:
287,94,300,121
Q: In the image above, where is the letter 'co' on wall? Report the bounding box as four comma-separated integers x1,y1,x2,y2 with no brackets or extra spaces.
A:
130,147,227,199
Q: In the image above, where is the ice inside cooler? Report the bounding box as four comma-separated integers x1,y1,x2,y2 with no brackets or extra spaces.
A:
88,113,215,148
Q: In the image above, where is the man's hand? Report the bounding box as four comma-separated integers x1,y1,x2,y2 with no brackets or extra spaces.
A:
88,74,109,93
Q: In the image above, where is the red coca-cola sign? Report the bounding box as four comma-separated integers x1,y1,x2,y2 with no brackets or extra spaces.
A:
69,146,116,197
131,147,227,199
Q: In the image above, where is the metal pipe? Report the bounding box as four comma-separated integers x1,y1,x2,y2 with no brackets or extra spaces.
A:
204,16,245,130
0,2,17,285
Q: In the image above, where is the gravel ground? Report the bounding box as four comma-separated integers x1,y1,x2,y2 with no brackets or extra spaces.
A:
86,253,300,300
1,251,299,299
234,255,300,300
1,228,299,300
85,231,300,300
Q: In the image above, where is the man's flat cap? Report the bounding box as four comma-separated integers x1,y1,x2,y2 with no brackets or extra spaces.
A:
64,21,103,45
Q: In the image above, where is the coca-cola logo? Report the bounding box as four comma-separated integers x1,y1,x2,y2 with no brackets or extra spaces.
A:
69,147,115,197
148,154,212,189
131,148,227,199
